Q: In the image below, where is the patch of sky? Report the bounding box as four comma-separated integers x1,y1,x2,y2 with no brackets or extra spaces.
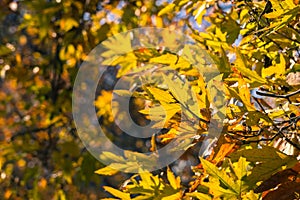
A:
218,1,233,13
83,12,91,21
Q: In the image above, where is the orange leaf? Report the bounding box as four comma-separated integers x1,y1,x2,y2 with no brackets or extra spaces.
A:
212,143,236,164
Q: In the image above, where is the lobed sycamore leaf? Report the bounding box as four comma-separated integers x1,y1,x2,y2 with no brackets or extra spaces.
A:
235,49,267,84
229,146,298,188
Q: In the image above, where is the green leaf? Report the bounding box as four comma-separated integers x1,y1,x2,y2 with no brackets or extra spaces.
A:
229,146,298,187
0,45,12,56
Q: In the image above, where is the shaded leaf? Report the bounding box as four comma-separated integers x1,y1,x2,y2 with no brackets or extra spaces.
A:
262,182,300,200
229,146,298,188
254,168,298,193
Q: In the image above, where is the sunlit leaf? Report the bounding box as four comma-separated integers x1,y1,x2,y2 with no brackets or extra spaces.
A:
186,192,212,200
103,186,131,200
60,17,79,32
158,3,175,16
235,50,267,84
200,158,239,194
262,54,286,79
95,166,119,176
167,167,181,190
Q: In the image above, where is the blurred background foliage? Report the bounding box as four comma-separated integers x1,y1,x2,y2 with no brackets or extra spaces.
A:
0,0,300,199
0,0,173,199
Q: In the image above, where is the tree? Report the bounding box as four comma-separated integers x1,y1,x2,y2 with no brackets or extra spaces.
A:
0,0,299,199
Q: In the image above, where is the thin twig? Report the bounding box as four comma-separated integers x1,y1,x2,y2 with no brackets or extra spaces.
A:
253,97,300,150
256,89,300,104
11,122,58,141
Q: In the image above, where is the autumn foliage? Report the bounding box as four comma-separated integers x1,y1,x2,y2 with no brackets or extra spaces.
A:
0,0,300,199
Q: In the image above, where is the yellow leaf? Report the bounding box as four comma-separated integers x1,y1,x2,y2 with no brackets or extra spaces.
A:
235,49,267,84
286,0,296,8
138,170,160,190
149,53,178,65
215,27,227,42
193,2,206,25
154,16,163,27
161,192,182,200
60,18,79,32
147,87,176,103
58,189,67,200
158,3,175,16
59,46,66,60
103,186,131,200
17,159,26,168
167,167,181,189
158,128,178,143
186,192,212,200
238,77,255,111
264,10,283,18
140,103,181,127
202,180,237,198
99,151,126,163
232,157,250,181
67,44,75,55
149,53,190,70
95,166,119,176
163,74,200,119
102,32,132,56
200,158,239,193
262,54,286,79
103,52,137,77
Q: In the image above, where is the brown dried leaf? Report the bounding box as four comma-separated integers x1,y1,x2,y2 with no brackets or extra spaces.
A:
286,72,300,86
262,182,300,200
254,169,298,193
